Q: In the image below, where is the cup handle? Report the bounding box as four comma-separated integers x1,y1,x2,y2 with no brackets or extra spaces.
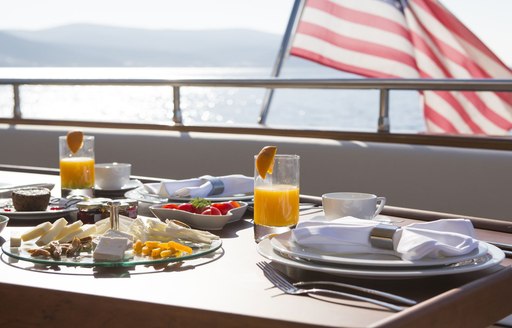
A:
374,197,386,217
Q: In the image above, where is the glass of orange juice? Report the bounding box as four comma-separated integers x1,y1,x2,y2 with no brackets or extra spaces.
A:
254,154,300,242
59,135,95,197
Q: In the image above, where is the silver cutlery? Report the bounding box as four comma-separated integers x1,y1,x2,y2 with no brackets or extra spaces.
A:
486,240,512,251
257,261,408,312
0,183,55,191
259,260,416,305
0,183,55,198
293,281,416,305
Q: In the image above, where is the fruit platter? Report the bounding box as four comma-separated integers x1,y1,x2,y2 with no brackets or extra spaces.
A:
149,198,248,230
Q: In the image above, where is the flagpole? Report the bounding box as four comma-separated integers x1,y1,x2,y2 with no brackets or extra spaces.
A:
258,0,305,125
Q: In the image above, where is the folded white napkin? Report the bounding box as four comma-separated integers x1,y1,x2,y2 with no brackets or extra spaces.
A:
291,217,478,261
144,174,253,198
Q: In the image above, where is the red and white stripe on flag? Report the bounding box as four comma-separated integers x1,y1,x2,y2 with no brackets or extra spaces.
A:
290,0,512,135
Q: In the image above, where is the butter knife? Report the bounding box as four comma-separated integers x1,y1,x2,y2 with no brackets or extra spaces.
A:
0,183,55,198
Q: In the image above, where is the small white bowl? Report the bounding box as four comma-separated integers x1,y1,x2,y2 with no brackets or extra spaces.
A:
0,215,9,234
149,202,248,231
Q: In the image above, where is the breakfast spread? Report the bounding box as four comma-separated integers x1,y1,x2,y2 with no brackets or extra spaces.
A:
10,211,220,265
4,182,226,266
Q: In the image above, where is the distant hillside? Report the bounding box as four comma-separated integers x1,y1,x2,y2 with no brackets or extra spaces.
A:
0,24,287,67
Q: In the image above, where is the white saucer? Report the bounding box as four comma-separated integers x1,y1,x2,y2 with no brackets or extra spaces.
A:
95,179,142,192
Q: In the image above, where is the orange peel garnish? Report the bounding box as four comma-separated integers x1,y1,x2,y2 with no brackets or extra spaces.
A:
256,146,277,179
66,131,84,154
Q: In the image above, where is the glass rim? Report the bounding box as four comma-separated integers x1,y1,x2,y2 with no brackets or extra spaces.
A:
253,154,299,159
59,135,94,139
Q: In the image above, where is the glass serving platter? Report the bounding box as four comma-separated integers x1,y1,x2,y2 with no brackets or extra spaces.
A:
1,239,222,268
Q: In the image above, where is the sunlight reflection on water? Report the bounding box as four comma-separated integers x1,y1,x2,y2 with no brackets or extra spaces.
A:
0,67,424,133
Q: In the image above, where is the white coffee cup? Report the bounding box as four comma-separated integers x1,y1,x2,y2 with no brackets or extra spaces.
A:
322,192,386,220
95,163,131,190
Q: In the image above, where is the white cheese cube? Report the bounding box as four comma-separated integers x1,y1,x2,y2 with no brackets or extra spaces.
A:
103,229,134,247
10,232,21,247
93,237,129,261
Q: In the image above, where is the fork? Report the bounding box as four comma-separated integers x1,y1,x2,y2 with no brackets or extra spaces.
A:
257,262,407,312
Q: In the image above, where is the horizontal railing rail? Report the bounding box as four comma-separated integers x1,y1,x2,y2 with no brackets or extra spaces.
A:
1,77,512,150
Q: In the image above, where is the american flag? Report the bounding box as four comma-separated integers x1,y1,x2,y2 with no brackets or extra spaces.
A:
290,0,512,135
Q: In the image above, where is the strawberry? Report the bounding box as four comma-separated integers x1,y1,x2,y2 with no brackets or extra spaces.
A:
211,202,234,215
177,203,195,213
201,206,222,215
162,203,179,210
190,198,212,213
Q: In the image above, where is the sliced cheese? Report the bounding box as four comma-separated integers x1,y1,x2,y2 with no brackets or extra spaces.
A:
55,220,83,240
75,224,97,239
57,227,84,243
21,221,52,241
36,218,68,246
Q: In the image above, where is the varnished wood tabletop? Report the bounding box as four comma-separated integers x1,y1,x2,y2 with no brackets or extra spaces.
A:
0,169,510,328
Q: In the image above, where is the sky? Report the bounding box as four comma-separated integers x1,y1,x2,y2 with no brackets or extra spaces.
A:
0,0,511,66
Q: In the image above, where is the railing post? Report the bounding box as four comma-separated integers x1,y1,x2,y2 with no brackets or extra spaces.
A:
172,86,182,124
258,0,304,125
378,88,390,133
13,84,21,119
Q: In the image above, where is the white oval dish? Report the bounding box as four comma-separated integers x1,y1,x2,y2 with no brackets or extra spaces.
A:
149,201,248,230
0,215,8,234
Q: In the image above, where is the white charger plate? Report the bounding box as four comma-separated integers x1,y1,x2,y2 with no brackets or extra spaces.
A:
125,185,253,204
270,230,489,268
258,238,504,278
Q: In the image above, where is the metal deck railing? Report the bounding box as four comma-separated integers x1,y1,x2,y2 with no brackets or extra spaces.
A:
1,77,512,150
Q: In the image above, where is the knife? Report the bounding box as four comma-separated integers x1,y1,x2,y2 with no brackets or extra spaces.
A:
484,241,512,259
0,183,55,198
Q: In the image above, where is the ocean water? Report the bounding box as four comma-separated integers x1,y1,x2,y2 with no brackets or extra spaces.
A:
0,67,425,133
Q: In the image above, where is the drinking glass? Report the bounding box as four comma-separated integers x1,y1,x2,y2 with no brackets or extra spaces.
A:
253,154,300,242
59,135,95,197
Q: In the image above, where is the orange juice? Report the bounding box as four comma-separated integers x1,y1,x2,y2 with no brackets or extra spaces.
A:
254,184,300,227
60,157,95,189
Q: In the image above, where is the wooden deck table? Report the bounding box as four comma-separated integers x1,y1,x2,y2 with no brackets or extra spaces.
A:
0,168,511,328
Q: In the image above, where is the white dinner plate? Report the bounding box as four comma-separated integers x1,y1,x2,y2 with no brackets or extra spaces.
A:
0,198,77,221
125,185,253,204
270,230,489,268
258,238,504,278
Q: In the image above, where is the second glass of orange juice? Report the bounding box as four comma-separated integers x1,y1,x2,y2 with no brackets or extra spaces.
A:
59,135,95,197
254,154,299,242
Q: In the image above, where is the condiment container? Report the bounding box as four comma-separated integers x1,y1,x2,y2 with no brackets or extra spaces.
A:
77,201,109,224
76,198,138,223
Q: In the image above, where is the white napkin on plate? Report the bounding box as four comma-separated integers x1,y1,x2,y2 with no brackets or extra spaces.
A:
144,174,253,198
291,217,478,261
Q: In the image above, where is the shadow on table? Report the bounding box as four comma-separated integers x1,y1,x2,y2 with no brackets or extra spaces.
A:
213,218,253,239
